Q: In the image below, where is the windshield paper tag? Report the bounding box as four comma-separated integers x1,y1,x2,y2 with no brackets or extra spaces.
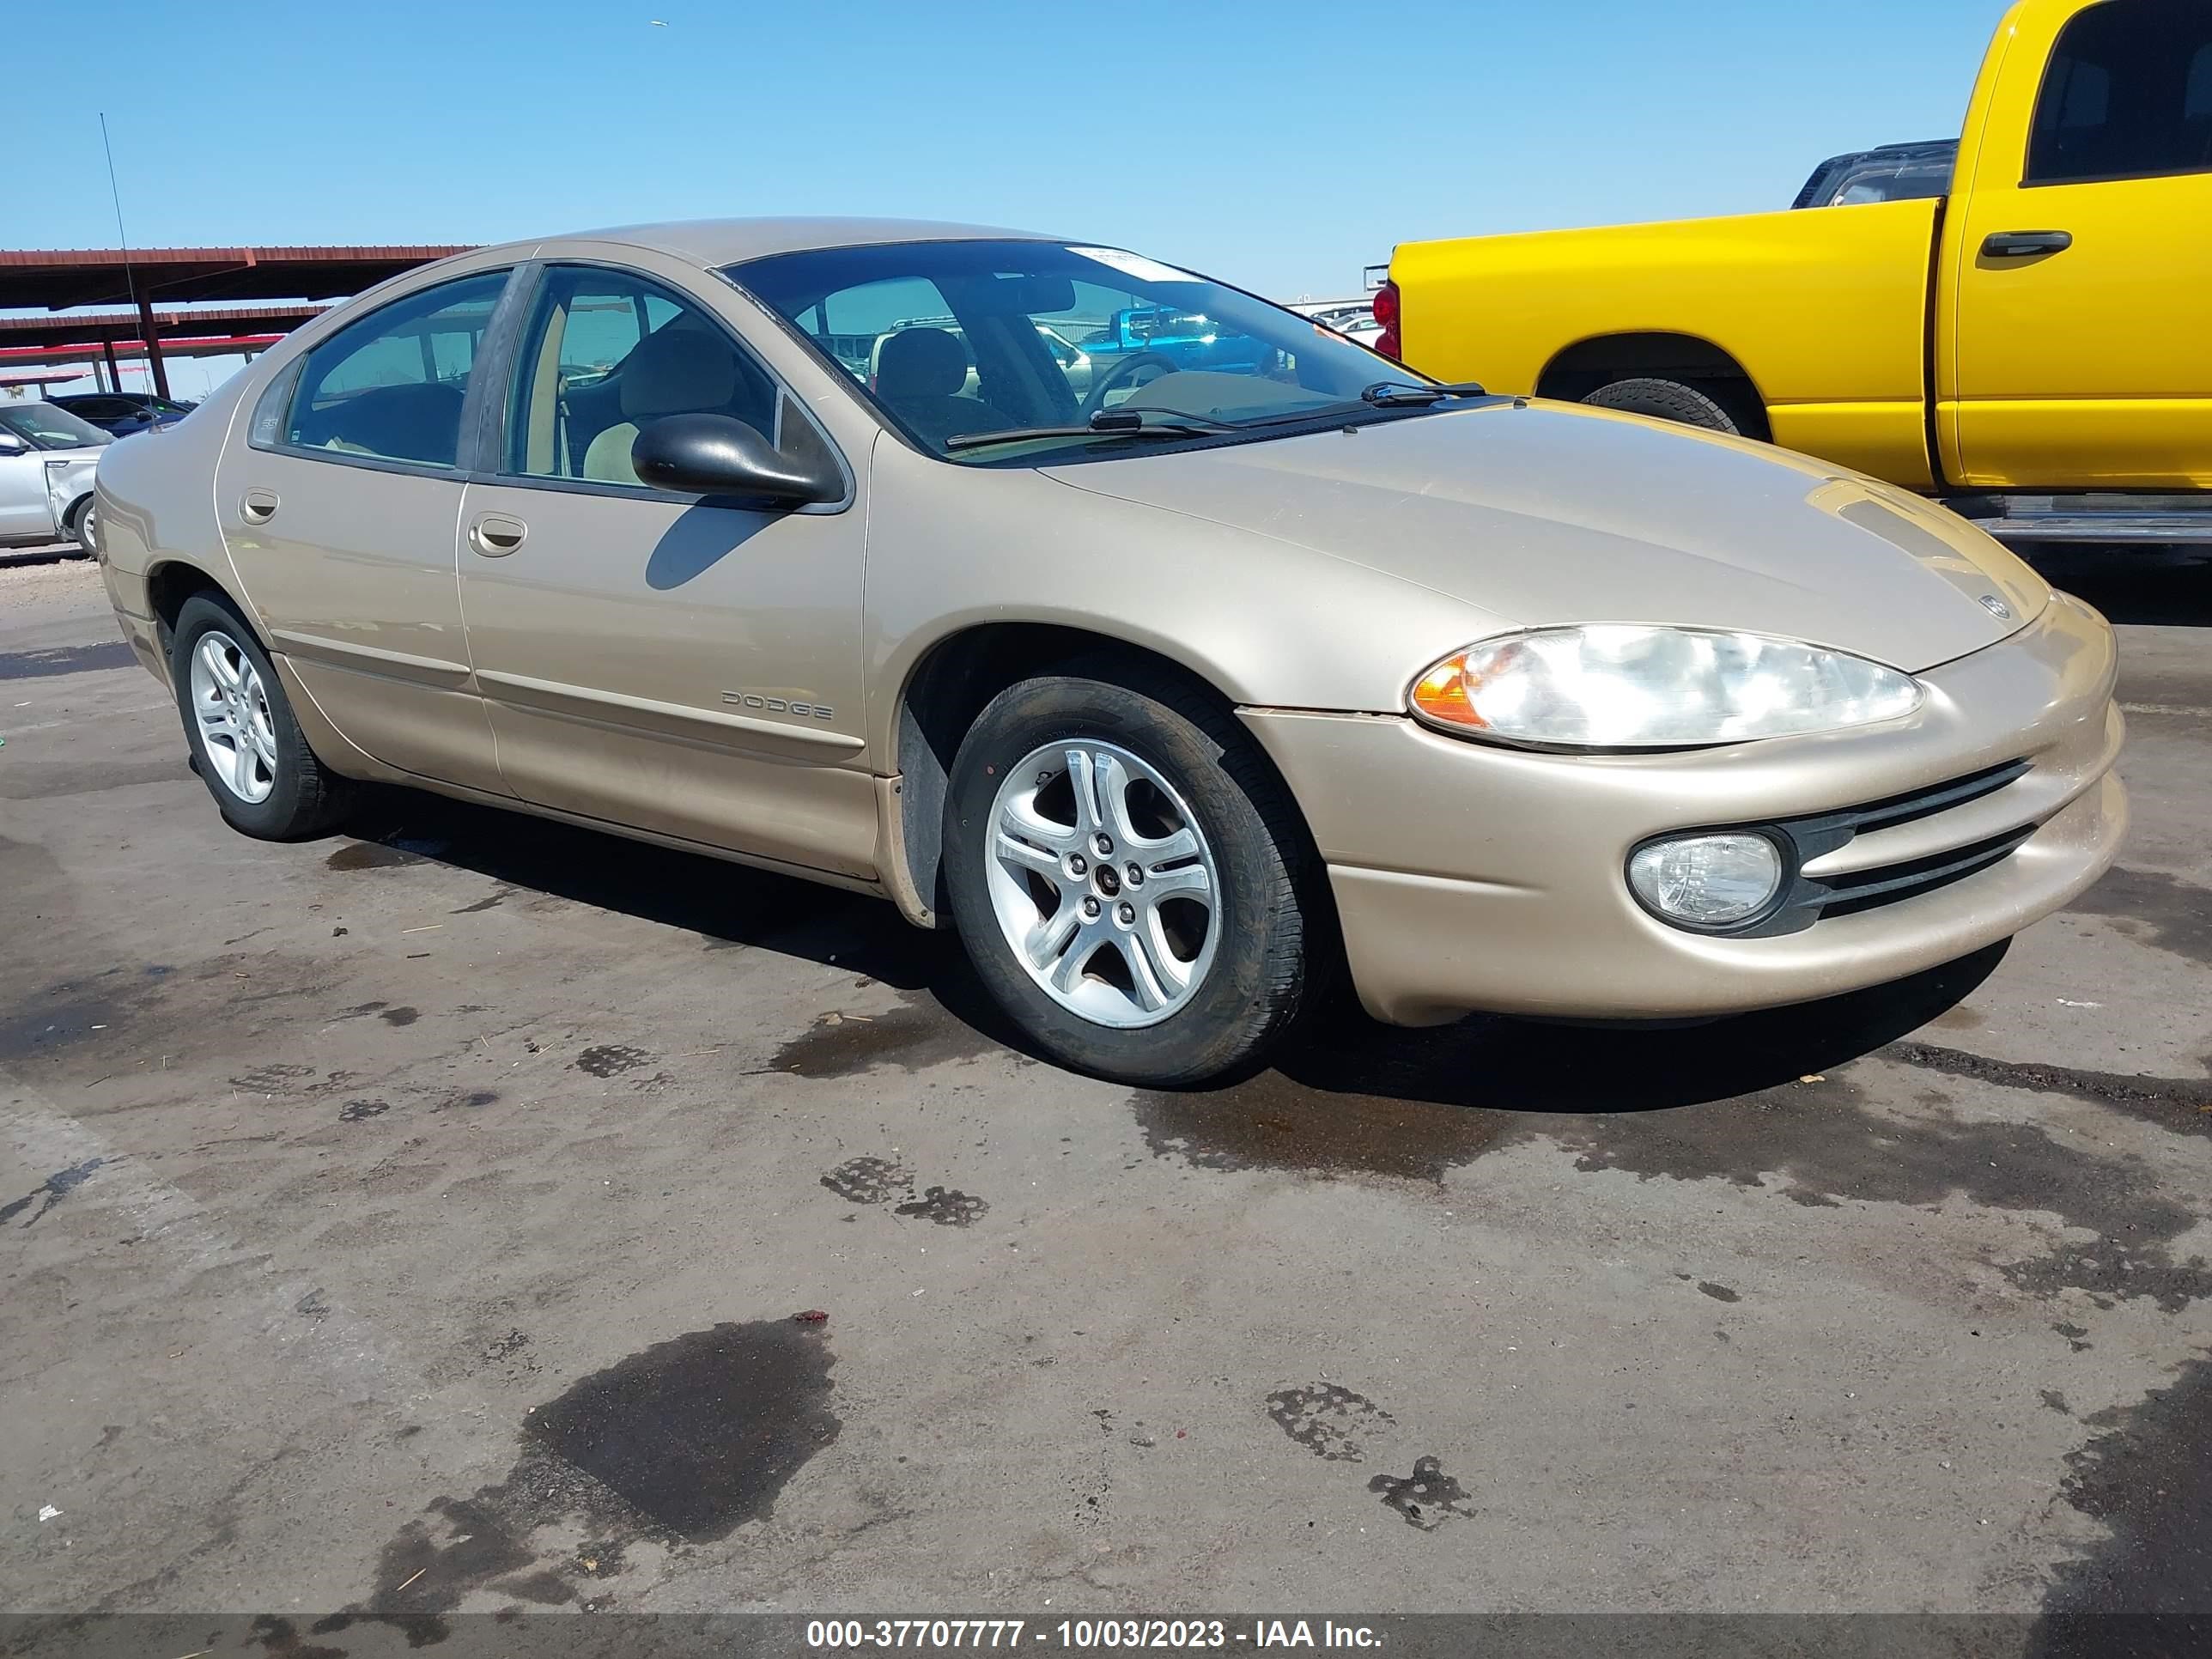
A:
1070,247,1201,285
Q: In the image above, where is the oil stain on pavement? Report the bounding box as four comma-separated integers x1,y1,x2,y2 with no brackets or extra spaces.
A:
2065,865,2212,967
525,1319,839,1538
325,842,425,872
355,1318,839,1637
0,1158,105,1226
891,1185,989,1226
1366,1456,1477,1531
574,1044,656,1079
2033,1356,2212,1647
821,1156,913,1204
1887,1041,2212,1137
769,1004,996,1079
1135,1072,1513,1181
1266,1383,1394,1462
822,1157,988,1226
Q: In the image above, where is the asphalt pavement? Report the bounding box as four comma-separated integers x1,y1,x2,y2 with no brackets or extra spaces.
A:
1,546,2207,1635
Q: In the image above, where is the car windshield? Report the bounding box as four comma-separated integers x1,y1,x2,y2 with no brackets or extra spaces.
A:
0,403,112,450
1828,158,1954,205
728,240,1425,463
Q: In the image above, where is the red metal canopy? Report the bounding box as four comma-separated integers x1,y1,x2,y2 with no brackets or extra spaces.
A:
0,305,326,349
0,245,470,310
0,244,466,397
0,334,290,372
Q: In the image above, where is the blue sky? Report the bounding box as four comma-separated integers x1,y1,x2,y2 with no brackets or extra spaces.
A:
14,0,2008,397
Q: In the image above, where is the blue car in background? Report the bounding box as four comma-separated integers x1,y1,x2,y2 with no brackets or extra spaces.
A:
51,392,198,439
1075,305,1269,377
848,306,1273,412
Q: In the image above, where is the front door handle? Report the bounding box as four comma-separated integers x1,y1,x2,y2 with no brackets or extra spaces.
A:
240,488,280,525
1981,229,2072,258
469,514,527,557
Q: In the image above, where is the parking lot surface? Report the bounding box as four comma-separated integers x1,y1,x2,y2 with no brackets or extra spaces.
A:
2,549,2208,1625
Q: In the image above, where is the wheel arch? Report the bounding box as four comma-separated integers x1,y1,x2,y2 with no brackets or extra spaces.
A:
889,621,1296,927
145,559,252,671
1535,331,1771,440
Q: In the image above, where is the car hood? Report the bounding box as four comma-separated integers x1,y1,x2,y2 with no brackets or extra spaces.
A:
1043,400,2046,673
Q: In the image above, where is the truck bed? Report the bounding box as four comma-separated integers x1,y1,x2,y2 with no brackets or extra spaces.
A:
1393,198,1942,486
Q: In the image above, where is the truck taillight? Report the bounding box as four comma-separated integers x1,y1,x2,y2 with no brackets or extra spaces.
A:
1371,279,1401,362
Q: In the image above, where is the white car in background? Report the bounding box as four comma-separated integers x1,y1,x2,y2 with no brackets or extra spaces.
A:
0,400,108,554
1287,298,1382,349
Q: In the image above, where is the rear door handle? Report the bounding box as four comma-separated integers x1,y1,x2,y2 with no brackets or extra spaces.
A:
469,514,527,557
240,488,280,525
1981,229,2072,258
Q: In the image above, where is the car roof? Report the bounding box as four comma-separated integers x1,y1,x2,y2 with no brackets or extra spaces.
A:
509,216,1063,270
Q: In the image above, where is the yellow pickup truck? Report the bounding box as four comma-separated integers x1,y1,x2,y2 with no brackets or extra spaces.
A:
1379,0,2212,544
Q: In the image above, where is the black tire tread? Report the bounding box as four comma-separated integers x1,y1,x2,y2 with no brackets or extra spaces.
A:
171,590,356,840
1581,376,1743,434
945,653,1328,1086
63,496,95,556
1061,653,1322,1074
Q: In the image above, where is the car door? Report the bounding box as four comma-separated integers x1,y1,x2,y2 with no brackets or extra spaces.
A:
457,258,874,876
1944,0,2212,488
212,267,518,793
0,428,51,539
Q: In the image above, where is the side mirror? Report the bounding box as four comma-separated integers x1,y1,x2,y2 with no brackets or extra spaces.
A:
630,413,841,507
0,431,27,455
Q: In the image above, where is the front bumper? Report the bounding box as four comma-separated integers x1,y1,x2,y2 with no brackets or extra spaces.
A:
1242,593,2126,1025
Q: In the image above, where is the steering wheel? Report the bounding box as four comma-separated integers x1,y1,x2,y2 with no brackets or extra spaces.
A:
1080,351,1181,420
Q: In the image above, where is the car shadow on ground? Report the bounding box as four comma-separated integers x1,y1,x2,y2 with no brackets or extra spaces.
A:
2019,543,2212,627
343,788,2000,1119
1263,943,2002,1115
0,544,84,570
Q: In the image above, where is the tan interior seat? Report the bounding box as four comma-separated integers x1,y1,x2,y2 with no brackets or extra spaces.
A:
872,326,1013,448
582,325,744,485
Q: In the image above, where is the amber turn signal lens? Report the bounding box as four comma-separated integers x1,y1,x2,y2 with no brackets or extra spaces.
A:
1412,654,1486,728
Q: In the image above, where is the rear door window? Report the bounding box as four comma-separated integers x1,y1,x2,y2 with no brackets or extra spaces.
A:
281,270,510,467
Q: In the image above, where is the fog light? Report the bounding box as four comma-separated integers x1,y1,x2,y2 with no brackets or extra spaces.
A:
1628,833,1785,928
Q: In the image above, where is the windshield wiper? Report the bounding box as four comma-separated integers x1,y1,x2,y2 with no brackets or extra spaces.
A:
1095,405,1242,431
1358,379,1491,407
944,408,1234,453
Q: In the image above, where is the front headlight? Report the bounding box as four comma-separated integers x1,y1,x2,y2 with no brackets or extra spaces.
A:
1410,624,1922,749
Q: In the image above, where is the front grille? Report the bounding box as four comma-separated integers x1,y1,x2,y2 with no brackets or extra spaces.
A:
1832,759,2030,837
1679,760,2035,938
1813,823,2038,920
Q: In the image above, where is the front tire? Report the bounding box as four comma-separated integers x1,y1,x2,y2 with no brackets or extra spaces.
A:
943,662,1322,1086
170,591,355,840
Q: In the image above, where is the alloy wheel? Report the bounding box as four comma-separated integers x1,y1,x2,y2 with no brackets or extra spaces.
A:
189,630,278,804
985,739,1221,1029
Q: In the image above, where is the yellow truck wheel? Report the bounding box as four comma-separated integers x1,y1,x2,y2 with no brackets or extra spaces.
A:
1581,377,1743,435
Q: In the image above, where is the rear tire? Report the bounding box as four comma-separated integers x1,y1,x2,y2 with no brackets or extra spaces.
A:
170,591,356,840
943,661,1322,1086
1581,376,1744,434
